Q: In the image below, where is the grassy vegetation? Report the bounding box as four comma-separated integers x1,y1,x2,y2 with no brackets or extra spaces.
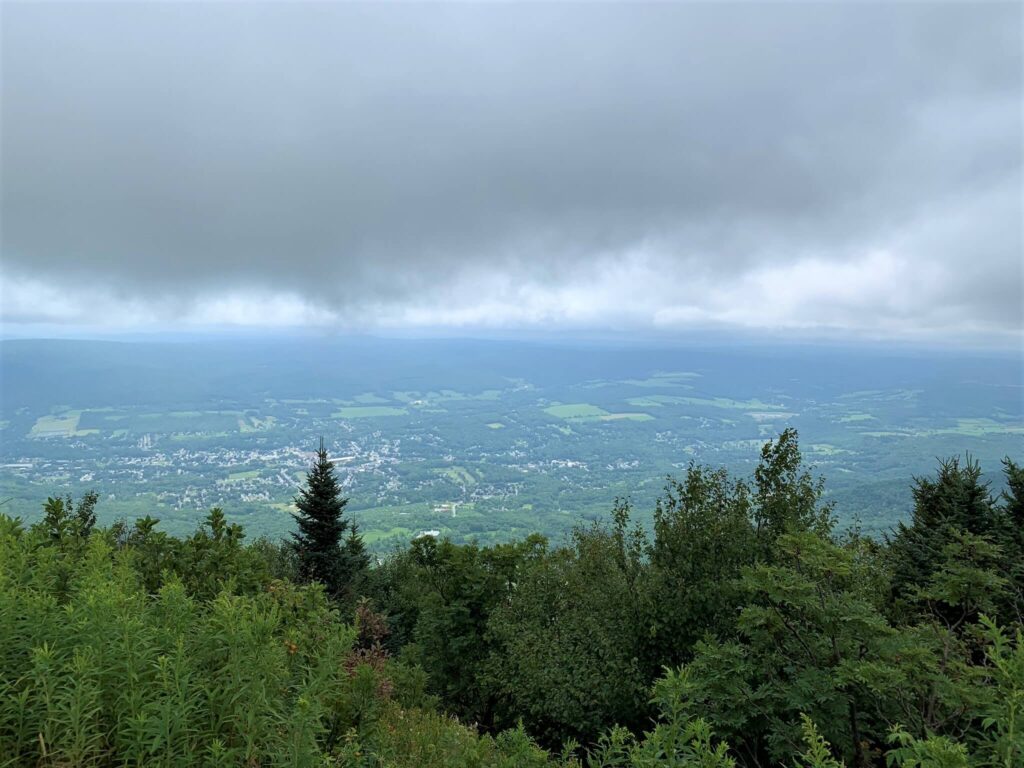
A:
944,417,1024,436
435,466,477,486
861,419,1024,440
362,525,416,544
29,412,88,437
227,469,261,481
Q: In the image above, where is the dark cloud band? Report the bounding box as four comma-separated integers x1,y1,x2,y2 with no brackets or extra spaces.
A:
2,2,1020,337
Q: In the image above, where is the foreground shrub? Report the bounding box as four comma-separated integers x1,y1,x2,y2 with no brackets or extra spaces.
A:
0,516,558,767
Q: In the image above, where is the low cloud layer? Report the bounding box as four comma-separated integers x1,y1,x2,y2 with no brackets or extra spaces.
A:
2,2,1021,341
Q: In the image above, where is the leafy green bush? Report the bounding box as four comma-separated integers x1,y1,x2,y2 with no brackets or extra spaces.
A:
0,513,555,767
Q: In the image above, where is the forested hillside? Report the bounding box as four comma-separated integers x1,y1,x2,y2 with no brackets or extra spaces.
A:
1,430,1021,767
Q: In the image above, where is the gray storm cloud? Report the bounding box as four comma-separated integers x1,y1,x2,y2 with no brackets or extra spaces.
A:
1,2,1021,338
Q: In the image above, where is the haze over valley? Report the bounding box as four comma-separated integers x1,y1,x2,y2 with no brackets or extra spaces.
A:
2,337,1020,549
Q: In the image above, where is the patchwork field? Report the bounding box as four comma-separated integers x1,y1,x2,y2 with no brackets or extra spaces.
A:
3,338,1021,550
29,411,98,438
436,466,477,486
226,469,261,481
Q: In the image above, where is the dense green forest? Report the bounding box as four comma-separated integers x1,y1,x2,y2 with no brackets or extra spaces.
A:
1,430,1021,767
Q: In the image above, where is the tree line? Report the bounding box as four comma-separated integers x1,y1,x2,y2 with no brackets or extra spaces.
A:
0,429,1021,766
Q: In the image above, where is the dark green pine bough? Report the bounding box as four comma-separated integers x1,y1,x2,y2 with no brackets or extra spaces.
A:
291,437,369,601
0,429,1021,767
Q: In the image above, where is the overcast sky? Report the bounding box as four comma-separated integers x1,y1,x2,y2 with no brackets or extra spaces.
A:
2,2,1021,343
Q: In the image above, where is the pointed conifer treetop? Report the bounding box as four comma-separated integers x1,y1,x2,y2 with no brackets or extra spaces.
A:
292,437,349,594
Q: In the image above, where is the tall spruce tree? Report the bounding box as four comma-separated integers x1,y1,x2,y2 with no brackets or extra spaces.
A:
292,438,358,597
889,456,998,605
